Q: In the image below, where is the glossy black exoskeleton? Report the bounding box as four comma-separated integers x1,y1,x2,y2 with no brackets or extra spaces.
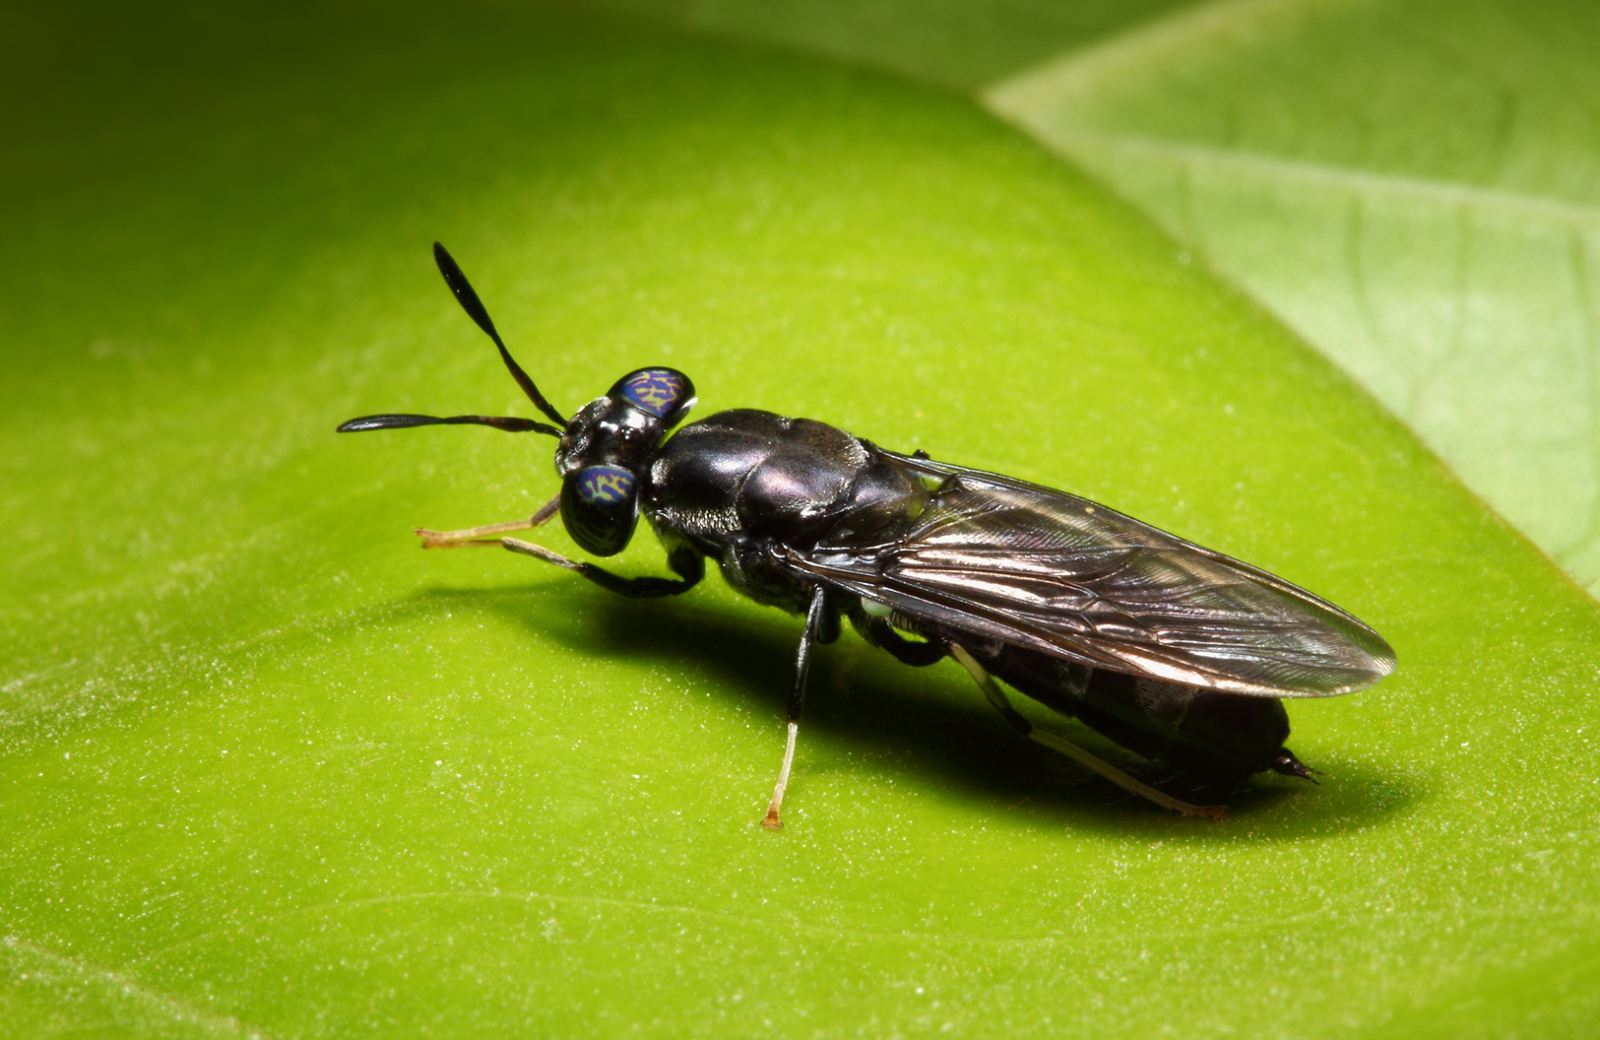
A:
339,244,1397,826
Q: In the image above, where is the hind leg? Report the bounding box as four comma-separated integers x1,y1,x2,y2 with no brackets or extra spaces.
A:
948,645,1226,820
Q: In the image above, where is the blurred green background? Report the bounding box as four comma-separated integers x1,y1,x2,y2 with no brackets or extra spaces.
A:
3,2,1597,1037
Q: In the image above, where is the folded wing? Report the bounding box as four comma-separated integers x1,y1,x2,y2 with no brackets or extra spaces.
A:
788,451,1395,697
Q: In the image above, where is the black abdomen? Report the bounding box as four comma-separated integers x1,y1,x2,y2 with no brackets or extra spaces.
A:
976,642,1292,787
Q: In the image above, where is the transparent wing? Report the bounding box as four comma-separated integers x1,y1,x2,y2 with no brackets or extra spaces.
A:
788,451,1396,697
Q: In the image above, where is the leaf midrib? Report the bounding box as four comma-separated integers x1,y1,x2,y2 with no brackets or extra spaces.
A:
978,125,1600,232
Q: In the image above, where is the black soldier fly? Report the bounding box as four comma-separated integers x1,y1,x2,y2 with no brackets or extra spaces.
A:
339,243,1397,826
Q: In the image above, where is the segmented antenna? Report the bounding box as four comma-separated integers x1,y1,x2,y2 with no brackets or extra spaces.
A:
433,242,567,427
336,413,561,435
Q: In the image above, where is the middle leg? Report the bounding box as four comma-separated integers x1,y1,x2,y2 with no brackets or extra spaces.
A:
501,539,705,599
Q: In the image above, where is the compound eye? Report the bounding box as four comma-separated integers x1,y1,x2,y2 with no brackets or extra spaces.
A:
613,368,696,424
561,464,640,557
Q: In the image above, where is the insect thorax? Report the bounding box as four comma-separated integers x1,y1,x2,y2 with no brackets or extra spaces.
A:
644,408,927,608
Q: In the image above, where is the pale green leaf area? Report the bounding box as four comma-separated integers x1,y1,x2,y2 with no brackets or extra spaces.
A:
3,3,1598,1038
986,0,1600,594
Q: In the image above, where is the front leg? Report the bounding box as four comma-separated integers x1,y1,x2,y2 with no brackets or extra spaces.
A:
417,495,561,547
501,538,705,598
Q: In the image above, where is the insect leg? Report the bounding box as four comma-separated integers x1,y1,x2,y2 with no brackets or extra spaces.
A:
947,644,1227,820
501,539,705,598
846,605,946,666
417,494,561,547
763,585,836,830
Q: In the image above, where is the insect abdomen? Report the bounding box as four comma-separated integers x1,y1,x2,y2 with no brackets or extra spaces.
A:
973,643,1292,788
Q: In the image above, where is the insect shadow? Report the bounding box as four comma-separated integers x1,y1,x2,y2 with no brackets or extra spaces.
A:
412,582,1418,841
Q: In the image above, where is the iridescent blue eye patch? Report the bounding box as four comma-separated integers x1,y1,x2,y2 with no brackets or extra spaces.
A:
620,368,690,419
575,464,636,505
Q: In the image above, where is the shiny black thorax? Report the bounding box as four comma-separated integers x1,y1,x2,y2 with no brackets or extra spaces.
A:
640,408,1295,787
642,408,927,611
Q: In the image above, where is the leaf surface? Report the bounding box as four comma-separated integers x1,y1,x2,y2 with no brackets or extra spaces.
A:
3,4,1597,1037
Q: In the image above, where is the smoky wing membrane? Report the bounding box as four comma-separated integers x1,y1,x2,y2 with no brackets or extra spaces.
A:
794,453,1395,697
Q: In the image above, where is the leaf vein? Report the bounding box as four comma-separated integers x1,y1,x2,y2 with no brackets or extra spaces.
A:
2,934,274,1039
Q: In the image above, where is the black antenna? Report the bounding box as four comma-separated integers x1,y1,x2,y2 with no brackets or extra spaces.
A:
433,241,567,426
336,412,562,435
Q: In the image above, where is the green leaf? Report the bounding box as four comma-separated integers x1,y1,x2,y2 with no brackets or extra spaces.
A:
984,0,1600,597
4,4,1597,1038
598,0,1600,597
